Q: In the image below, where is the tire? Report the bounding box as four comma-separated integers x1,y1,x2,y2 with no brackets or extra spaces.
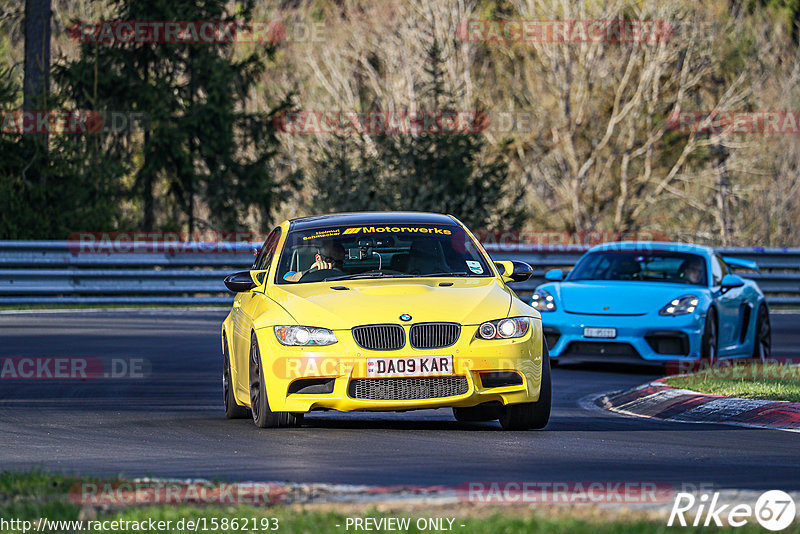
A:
453,403,502,422
751,305,771,362
223,333,249,419
498,342,552,431
249,332,303,428
701,308,718,366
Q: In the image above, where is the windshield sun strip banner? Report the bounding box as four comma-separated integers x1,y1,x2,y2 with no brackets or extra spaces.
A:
301,226,455,240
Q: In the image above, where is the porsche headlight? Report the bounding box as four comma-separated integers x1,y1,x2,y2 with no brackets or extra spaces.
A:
531,289,556,312
274,326,338,346
659,295,699,316
477,317,530,340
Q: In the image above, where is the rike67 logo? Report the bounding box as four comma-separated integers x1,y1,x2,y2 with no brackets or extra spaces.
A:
669,490,796,530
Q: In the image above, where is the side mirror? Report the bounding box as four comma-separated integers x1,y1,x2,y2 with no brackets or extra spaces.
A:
495,260,534,283
544,269,564,282
224,270,257,293
720,274,745,291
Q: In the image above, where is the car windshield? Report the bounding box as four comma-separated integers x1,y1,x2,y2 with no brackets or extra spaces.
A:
275,224,492,284
568,251,708,285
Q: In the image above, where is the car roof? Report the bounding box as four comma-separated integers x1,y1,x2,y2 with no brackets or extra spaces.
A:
287,211,458,231
587,241,714,256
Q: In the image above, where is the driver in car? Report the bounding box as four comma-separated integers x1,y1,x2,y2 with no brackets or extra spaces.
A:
680,257,705,285
283,241,345,282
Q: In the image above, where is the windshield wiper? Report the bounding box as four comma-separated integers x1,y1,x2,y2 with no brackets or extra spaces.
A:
419,272,472,277
324,272,411,281
324,271,473,281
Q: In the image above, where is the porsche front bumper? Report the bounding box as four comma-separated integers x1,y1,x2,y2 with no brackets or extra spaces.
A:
542,310,705,363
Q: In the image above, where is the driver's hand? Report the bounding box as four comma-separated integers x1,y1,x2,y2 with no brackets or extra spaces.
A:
313,259,333,271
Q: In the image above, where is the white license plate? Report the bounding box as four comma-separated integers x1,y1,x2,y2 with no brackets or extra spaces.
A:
366,355,453,377
583,327,617,338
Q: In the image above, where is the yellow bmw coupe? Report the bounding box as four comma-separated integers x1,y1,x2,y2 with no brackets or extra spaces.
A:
221,212,550,430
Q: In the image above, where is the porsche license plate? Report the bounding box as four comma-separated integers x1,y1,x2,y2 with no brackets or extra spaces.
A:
366,356,453,377
583,327,617,338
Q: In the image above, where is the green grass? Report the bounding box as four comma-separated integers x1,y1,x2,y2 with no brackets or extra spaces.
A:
7,506,790,534
665,362,800,402
101,507,799,534
0,472,84,526
2,471,798,533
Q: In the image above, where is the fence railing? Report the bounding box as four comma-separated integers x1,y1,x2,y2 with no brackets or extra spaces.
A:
0,241,797,305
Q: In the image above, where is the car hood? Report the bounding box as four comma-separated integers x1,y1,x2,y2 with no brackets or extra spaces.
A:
268,277,513,329
557,281,702,315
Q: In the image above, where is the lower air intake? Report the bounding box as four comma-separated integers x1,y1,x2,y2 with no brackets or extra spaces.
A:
348,376,469,400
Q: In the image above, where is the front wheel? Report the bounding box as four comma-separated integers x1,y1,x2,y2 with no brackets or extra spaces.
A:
223,333,249,419
752,305,771,362
249,332,303,428
701,308,718,366
498,342,552,430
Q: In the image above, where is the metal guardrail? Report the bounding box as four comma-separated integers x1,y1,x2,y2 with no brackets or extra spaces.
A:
0,241,797,306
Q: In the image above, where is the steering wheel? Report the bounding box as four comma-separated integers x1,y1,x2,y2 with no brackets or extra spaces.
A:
298,268,342,283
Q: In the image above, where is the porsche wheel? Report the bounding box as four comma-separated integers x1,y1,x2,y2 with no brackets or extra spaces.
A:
223,333,249,419
249,332,303,428
498,343,552,431
701,308,718,366
752,305,771,362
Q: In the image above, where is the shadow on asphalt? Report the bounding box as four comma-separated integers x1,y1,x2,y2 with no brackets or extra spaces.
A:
299,416,505,431
553,361,665,376
263,414,754,432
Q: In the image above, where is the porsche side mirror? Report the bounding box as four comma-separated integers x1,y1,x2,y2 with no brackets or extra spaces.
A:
495,260,534,283
544,269,564,282
720,274,745,291
224,271,257,293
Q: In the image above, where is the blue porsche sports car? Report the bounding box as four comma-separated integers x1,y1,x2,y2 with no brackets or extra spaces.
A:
531,242,771,365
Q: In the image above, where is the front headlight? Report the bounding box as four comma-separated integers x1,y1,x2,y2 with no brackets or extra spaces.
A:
477,317,530,340
274,326,338,346
531,289,556,312
659,295,699,316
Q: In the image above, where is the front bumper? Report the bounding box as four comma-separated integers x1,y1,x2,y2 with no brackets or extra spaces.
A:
541,310,705,363
245,320,545,413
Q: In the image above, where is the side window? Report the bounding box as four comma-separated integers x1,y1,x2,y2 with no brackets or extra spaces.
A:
717,255,729,278
253,228,282,272
710,254,726,286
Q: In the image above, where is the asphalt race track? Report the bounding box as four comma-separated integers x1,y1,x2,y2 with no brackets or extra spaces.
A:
0,310,798,490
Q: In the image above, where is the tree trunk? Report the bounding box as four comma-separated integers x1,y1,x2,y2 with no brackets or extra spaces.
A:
23,0,51,110
142,130,155,232
141,65,154,232
24,0,52,188
711,133,734,246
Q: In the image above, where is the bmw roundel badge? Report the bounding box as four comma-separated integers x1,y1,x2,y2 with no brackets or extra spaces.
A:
399,314,412,322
